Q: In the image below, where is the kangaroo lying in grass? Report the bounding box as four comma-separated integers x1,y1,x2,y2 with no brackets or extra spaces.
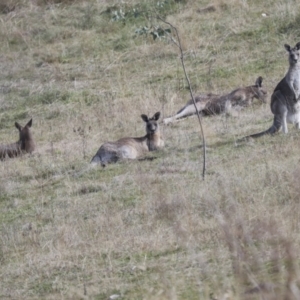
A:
163,77,267,125
242,42,300,139
91,112,164,167
0,119,35,160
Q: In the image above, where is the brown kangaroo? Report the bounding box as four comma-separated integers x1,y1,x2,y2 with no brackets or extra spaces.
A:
0,119,35,160
242,42,300,140
91,112,164,167
163,77,267,124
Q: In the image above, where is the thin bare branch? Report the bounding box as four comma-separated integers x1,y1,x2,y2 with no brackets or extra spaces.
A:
157,16,206,180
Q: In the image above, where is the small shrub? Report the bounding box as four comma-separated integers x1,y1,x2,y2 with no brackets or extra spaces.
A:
104,0,183,24
135,25,171,40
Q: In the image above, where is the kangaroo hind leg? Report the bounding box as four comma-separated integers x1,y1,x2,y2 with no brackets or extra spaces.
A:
163,102,205,124
271,91,288,133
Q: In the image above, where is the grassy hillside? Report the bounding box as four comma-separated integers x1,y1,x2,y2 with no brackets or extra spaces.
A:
1,0,300,299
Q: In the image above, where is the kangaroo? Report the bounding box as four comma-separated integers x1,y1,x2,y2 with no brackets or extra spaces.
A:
91,112,164,167
242,42,300,139
0,119,35,160
163,77,267,125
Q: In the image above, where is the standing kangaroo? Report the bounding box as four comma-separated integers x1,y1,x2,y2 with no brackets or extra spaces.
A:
0,119,35,160
91,112,164,167
243,42,300,139
163,77,267,125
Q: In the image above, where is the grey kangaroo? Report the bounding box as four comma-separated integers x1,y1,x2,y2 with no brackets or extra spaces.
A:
91,112,164,167
163,77,267,125
243,42,300,139
0,119,35,160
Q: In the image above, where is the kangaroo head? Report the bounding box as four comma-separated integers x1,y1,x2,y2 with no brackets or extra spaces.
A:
15,119,35,153
285,42,300,65
253,76,268,103
141,112,161,135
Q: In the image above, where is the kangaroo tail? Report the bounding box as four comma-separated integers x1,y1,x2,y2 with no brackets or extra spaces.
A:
238,125,279,142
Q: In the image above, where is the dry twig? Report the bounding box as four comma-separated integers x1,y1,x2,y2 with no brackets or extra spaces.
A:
157,16,206,180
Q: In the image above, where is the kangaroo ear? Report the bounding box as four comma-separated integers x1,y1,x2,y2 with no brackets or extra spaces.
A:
255,76,263,87
296,42,300,50
26,119,32,128
153,112,161,121
141,114,148,122
284,44,291,52
15,122,22,131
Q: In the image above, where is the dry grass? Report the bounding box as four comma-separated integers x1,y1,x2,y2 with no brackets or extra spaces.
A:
1,0,300,299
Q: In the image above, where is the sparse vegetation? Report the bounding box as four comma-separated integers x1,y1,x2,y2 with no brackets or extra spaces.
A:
1,0,300,299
